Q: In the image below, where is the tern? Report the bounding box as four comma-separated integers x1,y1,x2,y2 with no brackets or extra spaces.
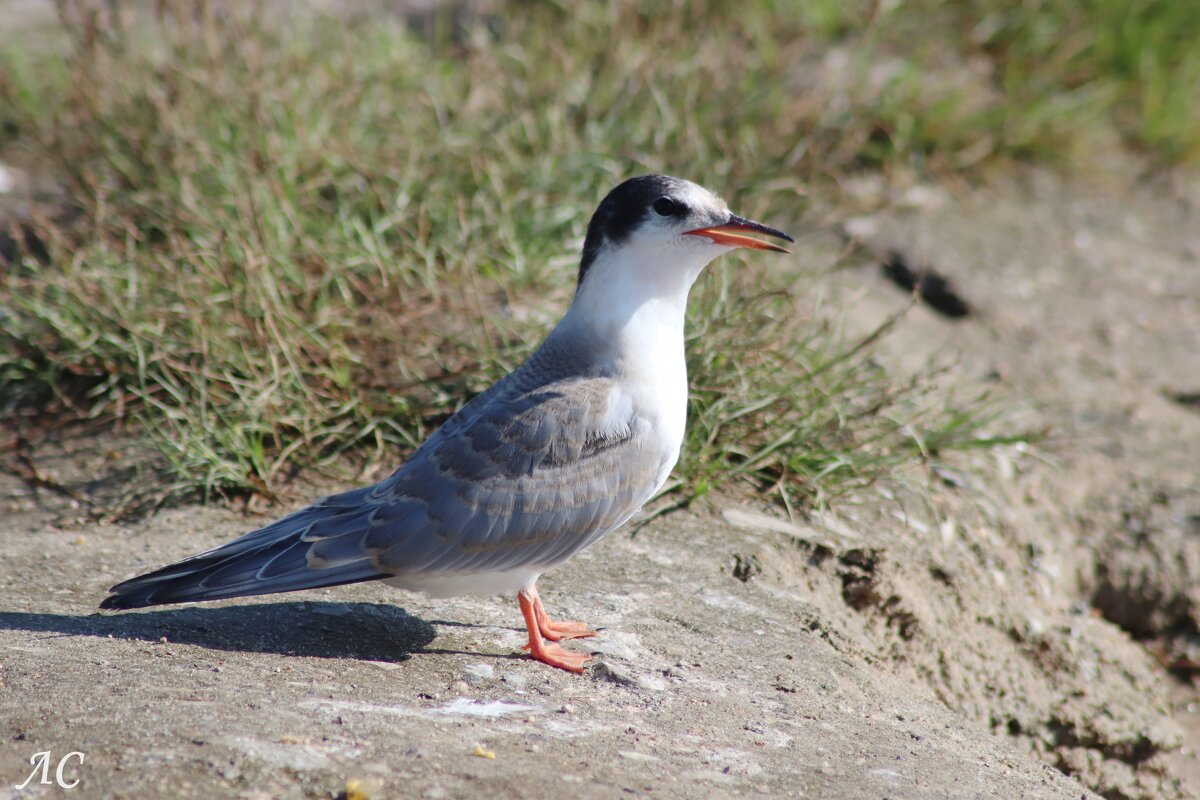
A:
101,175,793,672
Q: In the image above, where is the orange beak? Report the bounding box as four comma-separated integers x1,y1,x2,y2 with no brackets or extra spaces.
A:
684,213,794,253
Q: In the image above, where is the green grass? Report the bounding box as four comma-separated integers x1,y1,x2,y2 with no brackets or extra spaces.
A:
782,0,1200,167
5,0,1189,511
680,268,1037,510
955,0,1200,163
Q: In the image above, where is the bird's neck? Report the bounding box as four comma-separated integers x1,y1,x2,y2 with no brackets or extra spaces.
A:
558,243,711,367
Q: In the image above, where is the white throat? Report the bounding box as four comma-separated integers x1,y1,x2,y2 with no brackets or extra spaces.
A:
562,237,725,351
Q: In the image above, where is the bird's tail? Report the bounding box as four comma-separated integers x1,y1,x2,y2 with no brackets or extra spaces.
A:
100,489,388,610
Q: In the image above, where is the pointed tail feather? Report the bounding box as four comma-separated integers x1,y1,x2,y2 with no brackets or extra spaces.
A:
99,495,388,610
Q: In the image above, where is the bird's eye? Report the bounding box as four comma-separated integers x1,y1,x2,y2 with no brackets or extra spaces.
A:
653,197,684,217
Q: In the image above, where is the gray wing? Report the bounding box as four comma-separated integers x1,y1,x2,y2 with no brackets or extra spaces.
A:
362,376,668,576
101,375,668,609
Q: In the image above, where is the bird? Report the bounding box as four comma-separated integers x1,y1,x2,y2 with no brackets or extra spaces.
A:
100,175,793,673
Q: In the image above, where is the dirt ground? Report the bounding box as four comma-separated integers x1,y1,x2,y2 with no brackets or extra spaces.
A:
3,160,1198,800
823,163,1200,799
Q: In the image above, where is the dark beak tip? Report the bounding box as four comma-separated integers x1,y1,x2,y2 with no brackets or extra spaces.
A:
729,213,795,244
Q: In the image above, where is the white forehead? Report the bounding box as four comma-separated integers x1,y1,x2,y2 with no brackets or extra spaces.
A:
674,179,728,215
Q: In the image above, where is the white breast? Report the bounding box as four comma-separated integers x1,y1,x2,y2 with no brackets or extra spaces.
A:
616,300,689,484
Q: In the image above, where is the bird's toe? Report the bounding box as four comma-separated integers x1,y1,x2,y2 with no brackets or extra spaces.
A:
527,641,593,673
541,619,599,641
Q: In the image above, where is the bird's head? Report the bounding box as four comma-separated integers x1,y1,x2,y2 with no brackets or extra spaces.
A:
576,175,793,295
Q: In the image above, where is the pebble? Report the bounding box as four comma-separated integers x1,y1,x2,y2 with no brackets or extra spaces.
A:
593,662,667,691
585,635,639,661
461,663,494,684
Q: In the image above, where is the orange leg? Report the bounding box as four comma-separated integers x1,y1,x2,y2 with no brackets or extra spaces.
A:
529,586,598,642
517,586,593,673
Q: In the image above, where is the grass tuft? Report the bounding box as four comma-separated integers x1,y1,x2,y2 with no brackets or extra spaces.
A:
6,0,1186,510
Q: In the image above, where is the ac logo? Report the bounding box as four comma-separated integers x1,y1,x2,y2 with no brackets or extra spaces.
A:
14,750,84,790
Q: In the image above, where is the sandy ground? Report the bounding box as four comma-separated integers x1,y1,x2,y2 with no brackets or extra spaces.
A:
0,479,1102,800
825,163,1200,798
3,162,1198,800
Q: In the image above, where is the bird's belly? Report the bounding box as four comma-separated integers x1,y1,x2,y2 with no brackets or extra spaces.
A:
384,567,542,598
